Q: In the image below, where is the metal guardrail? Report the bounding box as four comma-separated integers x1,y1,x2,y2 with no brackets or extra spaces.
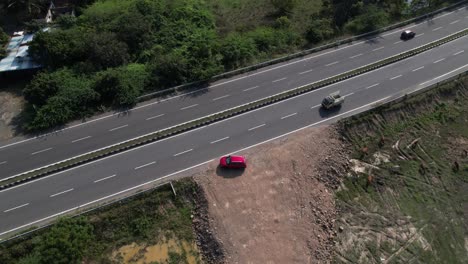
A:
1,28,467,190
2,72,467,246
137,0,468,102
1,70,467,246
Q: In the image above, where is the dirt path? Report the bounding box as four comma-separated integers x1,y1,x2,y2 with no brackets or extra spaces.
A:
195,126,348,263
0,90,24,140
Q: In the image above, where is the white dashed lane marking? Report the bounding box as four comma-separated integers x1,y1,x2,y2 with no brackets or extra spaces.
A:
31,148,52,156
174,149,193,157
243,86,259,92
390,75,402,80
180,104,199,110
50,188,74,198
134,162,156,170
272,77,287,83
94,174,117,183
72,136,92,143
299,69,314,75
212,95,231,101
109,125,128,132
325,61,339,67
365,83,380,89
210,137,230,144
3,203,29,213
281,113,297,120
248,124,266,131
146,114,165,121
350,53,363,59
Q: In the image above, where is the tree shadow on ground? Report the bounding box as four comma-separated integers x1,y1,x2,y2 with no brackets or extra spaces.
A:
216,165,245,179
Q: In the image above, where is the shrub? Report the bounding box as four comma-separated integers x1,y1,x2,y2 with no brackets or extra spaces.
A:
344,5,390,34
220,33,258,70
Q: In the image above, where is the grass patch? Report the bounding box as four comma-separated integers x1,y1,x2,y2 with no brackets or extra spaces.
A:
335,75,468,263
0,179,203,263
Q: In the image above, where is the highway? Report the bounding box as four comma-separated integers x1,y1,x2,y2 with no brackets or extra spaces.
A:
0,5,467,179
0,28,467,238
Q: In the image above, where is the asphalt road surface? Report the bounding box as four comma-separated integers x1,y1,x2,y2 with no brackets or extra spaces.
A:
0,5,467,179
0,29,467,239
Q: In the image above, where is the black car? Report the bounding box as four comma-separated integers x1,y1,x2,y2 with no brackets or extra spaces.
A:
400,30,416,40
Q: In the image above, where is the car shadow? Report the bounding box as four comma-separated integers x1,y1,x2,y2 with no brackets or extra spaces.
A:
216,165,245,179
318,105,342,118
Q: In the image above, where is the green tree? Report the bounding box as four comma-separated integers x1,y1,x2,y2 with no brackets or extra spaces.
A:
306,19,334,44
28,29,88,68
220,33,257,70
344,5,389,34
38,217,94,264
270,0,297,15
0,26,8,59
55,15,77,29
87,32,130,70
93,64,147,107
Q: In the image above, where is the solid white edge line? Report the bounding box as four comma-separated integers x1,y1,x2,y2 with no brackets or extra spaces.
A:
350,53,363,59
453,50,464,56
50,188,73,198
419,63,468,86
31,148,52,156
372,47,385,51
281,113,298,119
212,95,231,101
248,124,266,131
390,75,402,80
109,125,128,132
3,203,29,213
2,95,391,235
412,66,425,72
433,58,446,63
134,161,156,170
180,104,199,110
0,6,460,151
174,149,193,157
299,69,314,75
0,160,215,237
365,83,380,89
325,61,339,67
272,77,287,83
210,137,230,144
4,32,467,185
243,86,259,92
71,136,92,143
93,174,117,183
146,114,165,121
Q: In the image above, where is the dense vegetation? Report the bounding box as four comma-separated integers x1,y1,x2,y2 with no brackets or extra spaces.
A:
0,26,8,59
3,0,457,131
0,180,201,263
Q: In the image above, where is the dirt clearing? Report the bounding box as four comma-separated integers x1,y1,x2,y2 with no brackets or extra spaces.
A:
195,126,348,263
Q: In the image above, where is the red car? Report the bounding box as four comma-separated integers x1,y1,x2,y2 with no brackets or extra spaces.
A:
219,155,247,169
